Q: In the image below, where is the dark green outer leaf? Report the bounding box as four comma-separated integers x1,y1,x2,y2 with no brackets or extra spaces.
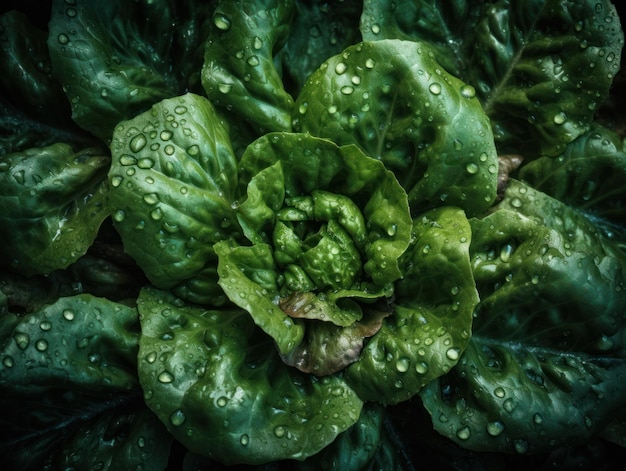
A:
0,11,75,130
293,39,499,216
137,286,363,465
0,143,110,276
279,0,363,95
360,0,625,158
47,0,214,142
420,181,626,454
108,93,240,306
518,123,626,242
202,0,295,136
345,207,477,404
0,294,139,395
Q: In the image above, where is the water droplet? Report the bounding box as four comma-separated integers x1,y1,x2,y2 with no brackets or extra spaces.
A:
213,14,232,31
217,396,228,407
335,62,347,74
460,84,476,98
57,33,69,45
553,111,567,124
62,309,75,321
218,83,233,94
247,55,259,66
446,347,461,361
170,409,186,426
253,36,263,50
14,332,30,350
119,154,137,166
494,387,506,398
164,145,175,155
240,434,249,446
35,339,48,352
429,83,442,95
487,420,506,436
365,58,375,69
145,351,157,363
533,413,543,424
514,439,529,453
274,425,286,438
465,162,479,174
113,209,125,222
39,321,52,331
456,426,471,440
111,175,123,187
143,193,159,205
137,158,155,169
450,286,460,296
160,130,173,141
395,357,410,372
130,133,147,152
157,371,174,383
2,355,14,368
415,361,429,374
510,197,523,208
340,85,354,95
503,398,515,412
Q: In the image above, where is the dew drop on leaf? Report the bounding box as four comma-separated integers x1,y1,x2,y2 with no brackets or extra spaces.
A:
13,332,30,350
157,371,174,383
456,425,471,440
213,14,232,31
486,420,506,436
429,83,442,95
170,409,186,426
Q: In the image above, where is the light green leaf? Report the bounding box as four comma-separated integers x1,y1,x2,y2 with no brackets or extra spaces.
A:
137,286,363,465
108,93,241,305
293,39,499,215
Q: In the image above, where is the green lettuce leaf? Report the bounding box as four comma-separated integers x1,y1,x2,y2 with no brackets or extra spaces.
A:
0,143,110,276
518,123,626,244
360,0,625,158
47,0,215,142
137,286,363,465
108,93,241,305
345,207,477,404
216,132,412,366
420,180,626,454
202,0,295,137
293,39,499,216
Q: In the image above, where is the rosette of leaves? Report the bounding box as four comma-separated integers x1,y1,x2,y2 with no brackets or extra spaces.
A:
293,39,499,216
420,179,626,454
215,131,413,374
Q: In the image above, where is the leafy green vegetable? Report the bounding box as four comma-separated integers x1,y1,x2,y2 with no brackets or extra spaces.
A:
137,286,363,465
420,180,626,453
1,0,626,469
217,132,412,369
47,0,214,142
0,143,110,276
202,0,296,136
361,0,625,158
293,39,499,215
108,93,240,305
345,207,477,404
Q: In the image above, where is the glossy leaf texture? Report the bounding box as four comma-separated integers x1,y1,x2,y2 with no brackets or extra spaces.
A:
216,132,412,364
278,0,363,95
137,286,363,465
293,39,499,216
47,0,215,142
345,207,477,404
420,180,626,454
0,10,89,155
108,93,241,305
202,0,295,138
360,0,625,158
0,293,166,471
0,143,110,276
518,123,626,246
